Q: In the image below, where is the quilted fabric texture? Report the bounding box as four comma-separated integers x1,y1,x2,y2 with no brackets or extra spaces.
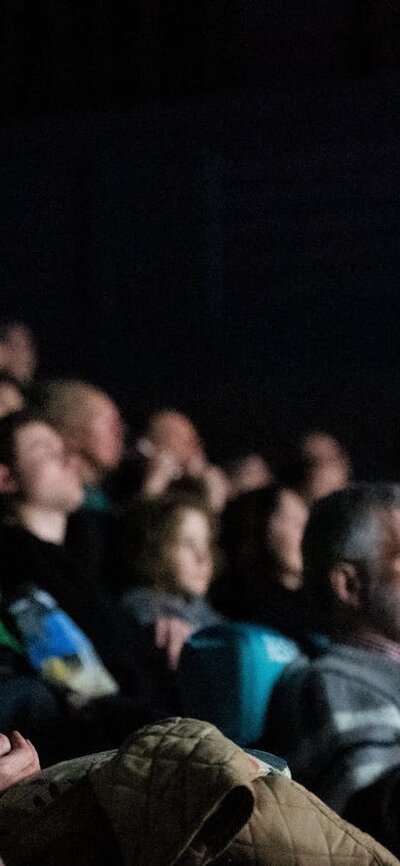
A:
216,773,400,866
0,750,114,815
0,717,399,866
90,717,256,866
0,752,118,866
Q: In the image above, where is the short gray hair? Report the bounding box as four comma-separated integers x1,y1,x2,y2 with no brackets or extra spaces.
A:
303,483,400,618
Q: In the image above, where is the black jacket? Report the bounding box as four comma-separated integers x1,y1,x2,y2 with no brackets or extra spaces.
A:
0,524,178,717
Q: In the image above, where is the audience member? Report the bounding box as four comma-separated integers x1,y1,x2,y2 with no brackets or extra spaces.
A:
40,379,125,493
2,315,396,860
137,409,231,512
145,409,205,473
265,483,400,857
0,411,180,747
0,322,37,385
38,378,129,594
288,429,350,504
213,484,309,639
121,496,222,667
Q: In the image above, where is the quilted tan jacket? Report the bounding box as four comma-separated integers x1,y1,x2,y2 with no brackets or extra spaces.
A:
0,717,398,866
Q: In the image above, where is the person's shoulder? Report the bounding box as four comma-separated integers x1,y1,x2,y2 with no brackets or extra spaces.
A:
310,643,400,681
121,585,159,624
195,596,224,627
278,643,400,712
123,585,157,602
273,644,364,699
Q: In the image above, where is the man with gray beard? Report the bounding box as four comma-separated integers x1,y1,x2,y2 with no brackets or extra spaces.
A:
266,483,400,857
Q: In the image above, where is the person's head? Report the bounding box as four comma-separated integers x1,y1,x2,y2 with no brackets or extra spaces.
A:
146,410,206,475
0,322,37,384
266,487,309,588
41,380,125,481
303,483,400,640
0,411,83,517
0,373,24,419
129,496,216,599
292,430,350,504
221,484,309,592
225,453,274,498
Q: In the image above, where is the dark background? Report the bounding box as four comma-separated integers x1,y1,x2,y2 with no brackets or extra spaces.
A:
1,1,400,475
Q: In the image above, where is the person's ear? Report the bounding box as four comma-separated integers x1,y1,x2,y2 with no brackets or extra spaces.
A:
0,464,17,494
329,562,361,608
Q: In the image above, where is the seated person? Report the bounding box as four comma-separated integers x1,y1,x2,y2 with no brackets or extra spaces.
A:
287,429,350,505
0,410,181,741
38,378,128,594
121,495,222,667
213,484,310,640
0,322,37,387
39,378,125,507
265,483,400,858
134,408,231,513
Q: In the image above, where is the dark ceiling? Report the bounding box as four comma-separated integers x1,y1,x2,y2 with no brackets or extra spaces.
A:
1,1,400,118
1,1,400,477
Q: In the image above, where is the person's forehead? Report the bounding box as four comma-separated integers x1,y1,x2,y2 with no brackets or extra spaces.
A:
87,391,117,416
303,433,339,455
0,382,20,396
16,421,62,450
5,323,33,341
246,454,266,468
154,413,197,439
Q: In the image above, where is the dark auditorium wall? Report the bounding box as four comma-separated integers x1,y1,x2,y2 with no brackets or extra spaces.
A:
1,1,400,475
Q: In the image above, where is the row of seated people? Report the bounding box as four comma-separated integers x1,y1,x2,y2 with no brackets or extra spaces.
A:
0,320,351,509
1,332,397,853
0,422,400,858
0,395,348,676
0,405,312,756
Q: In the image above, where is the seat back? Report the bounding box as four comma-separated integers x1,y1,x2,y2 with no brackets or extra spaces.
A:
179,621,302,745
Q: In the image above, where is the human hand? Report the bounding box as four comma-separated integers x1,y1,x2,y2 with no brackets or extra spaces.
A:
154,617,195,670
202,464,231,513
0,731,41,792
141,447,183,498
